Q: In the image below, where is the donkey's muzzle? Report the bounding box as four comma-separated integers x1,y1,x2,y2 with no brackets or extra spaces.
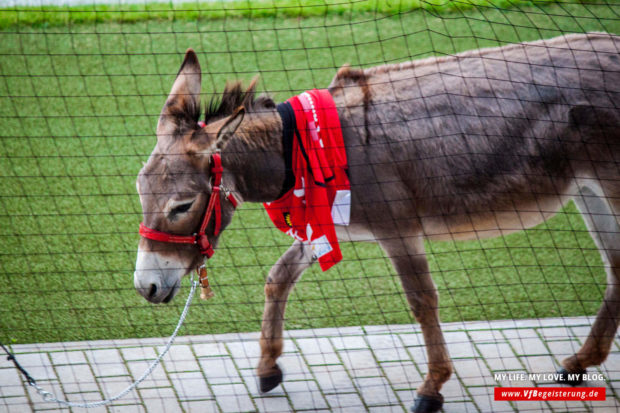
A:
133,248,185,304
134,277,180,304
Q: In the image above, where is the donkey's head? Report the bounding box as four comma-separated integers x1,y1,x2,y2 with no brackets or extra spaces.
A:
134,50,245,303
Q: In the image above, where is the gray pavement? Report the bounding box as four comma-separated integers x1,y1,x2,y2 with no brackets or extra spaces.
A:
1,317,619,412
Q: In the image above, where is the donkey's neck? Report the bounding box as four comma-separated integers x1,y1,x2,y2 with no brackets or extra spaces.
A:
221,110,288,203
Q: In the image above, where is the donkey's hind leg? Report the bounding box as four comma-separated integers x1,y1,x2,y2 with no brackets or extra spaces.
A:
559,183,620,384
257,240,315,393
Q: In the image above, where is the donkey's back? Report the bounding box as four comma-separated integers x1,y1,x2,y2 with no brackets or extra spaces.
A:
360,31,620,111
332,32,620,153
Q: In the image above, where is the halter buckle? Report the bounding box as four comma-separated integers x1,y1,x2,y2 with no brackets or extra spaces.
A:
195,234,214,258
195,233,208,249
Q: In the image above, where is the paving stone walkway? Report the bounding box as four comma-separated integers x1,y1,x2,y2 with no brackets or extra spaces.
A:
1,317,619,412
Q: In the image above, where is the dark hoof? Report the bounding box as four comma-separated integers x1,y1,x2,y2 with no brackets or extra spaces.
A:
556,367,587,386
259,363,283,393
411,393,444,413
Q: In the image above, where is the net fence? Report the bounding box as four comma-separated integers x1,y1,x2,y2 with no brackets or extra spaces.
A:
0,0,619,411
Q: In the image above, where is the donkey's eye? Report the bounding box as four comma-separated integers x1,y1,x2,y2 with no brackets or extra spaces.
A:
170,202,193,216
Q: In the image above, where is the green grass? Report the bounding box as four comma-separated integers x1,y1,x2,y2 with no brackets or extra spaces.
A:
0,0,589,28
0,2,618,344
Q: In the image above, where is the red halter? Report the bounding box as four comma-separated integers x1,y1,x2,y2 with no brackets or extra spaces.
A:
138,153,238,258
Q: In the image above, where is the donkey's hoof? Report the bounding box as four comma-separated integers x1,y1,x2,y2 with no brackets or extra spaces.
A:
259,364,283,393
411,393,444,413
556,367,587,386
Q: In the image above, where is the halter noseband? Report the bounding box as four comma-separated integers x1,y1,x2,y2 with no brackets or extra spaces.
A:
138,152,238,258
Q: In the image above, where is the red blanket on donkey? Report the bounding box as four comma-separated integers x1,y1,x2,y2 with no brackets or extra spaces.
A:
264,89,350,271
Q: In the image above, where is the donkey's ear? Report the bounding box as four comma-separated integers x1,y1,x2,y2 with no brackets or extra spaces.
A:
214,106,245,151
157,49,202,140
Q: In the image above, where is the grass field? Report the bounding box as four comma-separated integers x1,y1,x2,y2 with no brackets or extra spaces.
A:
1,2,619,344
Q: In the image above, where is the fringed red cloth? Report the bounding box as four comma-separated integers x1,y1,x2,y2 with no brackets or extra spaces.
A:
264,89,350,271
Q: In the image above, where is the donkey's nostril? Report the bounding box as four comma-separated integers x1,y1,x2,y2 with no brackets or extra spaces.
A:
148,284,158,299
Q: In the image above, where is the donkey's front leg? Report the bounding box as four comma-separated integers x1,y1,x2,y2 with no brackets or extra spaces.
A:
379,234,452,413
258,240,315,393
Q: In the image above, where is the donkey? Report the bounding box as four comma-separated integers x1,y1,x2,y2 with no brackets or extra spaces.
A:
134,32,620,412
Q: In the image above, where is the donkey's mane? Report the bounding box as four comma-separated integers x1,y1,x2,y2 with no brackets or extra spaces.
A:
204,78,276,125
